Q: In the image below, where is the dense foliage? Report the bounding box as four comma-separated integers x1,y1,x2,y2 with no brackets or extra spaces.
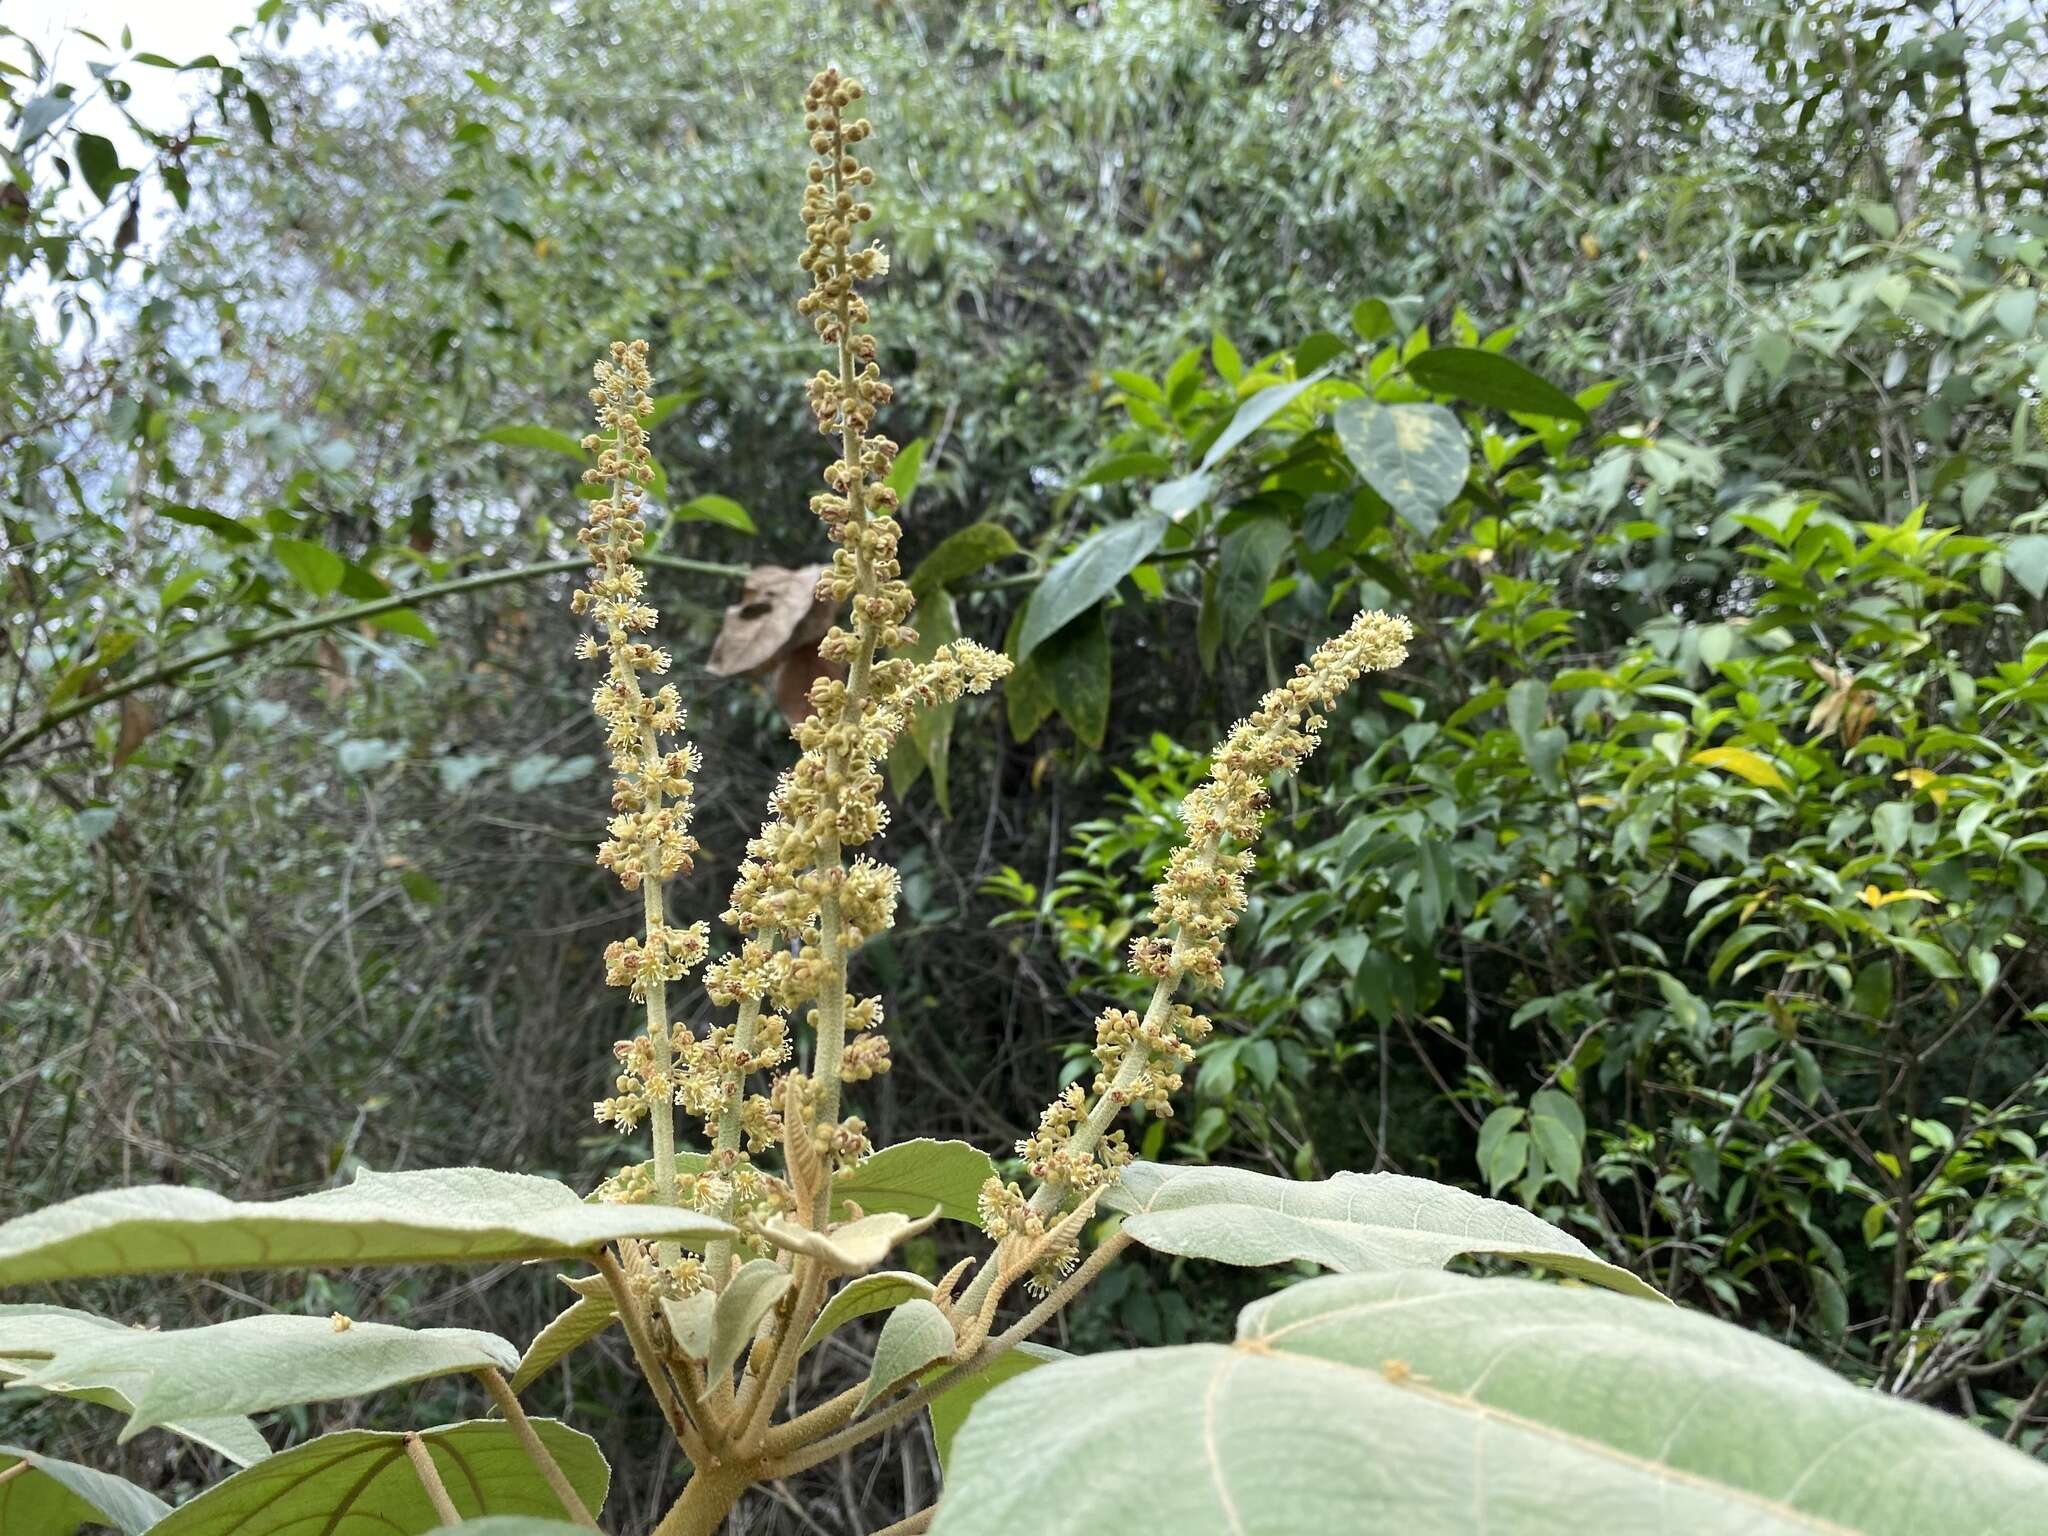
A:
5,1,2047,1530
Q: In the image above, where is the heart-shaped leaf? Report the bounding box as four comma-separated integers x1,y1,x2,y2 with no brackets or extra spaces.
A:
856,1300,955,1414
1333,399,1469,536
7,1313,517,1440
1102,1163,1659,1301
933,1270,2048,1534
0,1166,736,1285
0,1443,168,1536
149,1419,608,1535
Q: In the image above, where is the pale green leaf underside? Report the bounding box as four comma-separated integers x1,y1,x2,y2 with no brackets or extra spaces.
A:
0,1304,269,1465
759,1208,938,1274
707,1260,791,1381
149,1419,609,1535
1333,397,1469,535
1104,1163,1660,1302
0,1442,170,1536
804,1270,933,1353
510,1291,617,1392
8,1313,517,1440
831,1138,997,1226
0,1166,735,1285
933,1271,2048,1535
923,1341,1066,1472
857,1299,955,1414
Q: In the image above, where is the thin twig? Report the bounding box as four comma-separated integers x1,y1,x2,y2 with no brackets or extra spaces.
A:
594,1246,699,1455
478,1366,600,1528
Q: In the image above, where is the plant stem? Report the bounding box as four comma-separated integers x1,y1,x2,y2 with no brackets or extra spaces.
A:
595,1246,696,1455
652,1457,753,1536
867,1508,935,1536
403,1434,461,1525
478,1366,600,1529
704,934,778,1287
0,552,745,764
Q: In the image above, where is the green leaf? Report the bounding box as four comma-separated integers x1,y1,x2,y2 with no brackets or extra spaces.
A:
803,1271,934,1353
672,494,756,533
272,538,346,597
909,522,1020,599
149,1419,609,1536
156,503,259,544
1215,514,1292,647
892,593,961,812
7,1314,515,1440
1148,471,1216,518
74,132,122,204
0,1166,736,1285
706,1260,791,1382
0,1443,169,1535
509,1289,616,1392
1015,516,1167,661
367,607,438,643
0,1304,269,1464
1039,604,1111,749
1333,400,1469,537
932,1270,2048,1535
831,1139,997,1226
1405,346,1589,423
1077,452,1173,487
856,1300,955,1414
429,1523,590,1536
480,424,585,457
924,1342,1067,1472
1196,369,1329,473
1528,1089,1585,1190
1100,1163,1659,1301
885,437,927,516
2005,534,2048,600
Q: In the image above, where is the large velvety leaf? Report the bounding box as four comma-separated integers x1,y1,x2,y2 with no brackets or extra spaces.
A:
1014,515,1167,661
149,1419,608,1536
1102,1163,1660,1302
923,1342,1066,1472
1332,399,1469,537
932,1270,2048,1535
0,1442,169,1536
510,1290,616,1392
9,1313,516,1440
0,1167,736,1285
832,1139,997,1226
1404,345,1589,423
0,1304,269,1464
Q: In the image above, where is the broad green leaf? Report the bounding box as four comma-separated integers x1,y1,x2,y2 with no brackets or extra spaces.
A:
924,1342,1067,1472
856,1300,955,1414
429,1523,590,1536
909,522,1020,599
0,1442,168,1536
1076,451,1172,486
1690,745,1788,791
156,503,258,544
0,1166,736,1285
1405,346,1589,423
149,1419,608,1536
75,132,122,203
509,1289,616,1392
1101,1163,1659,1301
1215,515,1292,647
367,607,438,643
1015,515,1167,660
885,436,927,515
932,1270,2048,1535
1333,400,1468,537
2006,534,2048,600
480,424,585,457
0,1304,269,1464
7,1313,515,1440
1039,604,1111,749
831,1139,997,1226
758,1209,939,1274
272,538,346,597
803,1271,934,1353
673,494,756,532
1196,368,1330,472
706,1259,791,1382
1148,471,1216,518
660,1292,715,1360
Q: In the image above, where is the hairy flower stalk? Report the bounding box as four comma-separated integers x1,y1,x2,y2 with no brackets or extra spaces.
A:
577,341,710,1270
973,609,1414,1299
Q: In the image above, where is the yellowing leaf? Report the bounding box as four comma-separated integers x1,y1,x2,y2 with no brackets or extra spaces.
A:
1860,885,1941,909
1892,768,1947,806
1689,746,1787,791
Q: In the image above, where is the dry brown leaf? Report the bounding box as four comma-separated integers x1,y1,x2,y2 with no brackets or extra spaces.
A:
114,696,155,768
708,564,832,678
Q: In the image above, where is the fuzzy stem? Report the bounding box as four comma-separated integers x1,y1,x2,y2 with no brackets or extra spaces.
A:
478,1367,600,1528
734,1258,828,1452
868,1509,935,1536
403,1435,461,1525
595,1246,697,1455
652,1457,753,1536
704,922,781,1288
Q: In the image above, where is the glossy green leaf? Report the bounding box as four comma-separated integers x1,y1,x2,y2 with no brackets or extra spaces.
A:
1333,399,1469,537
0,1304,269,1464
480,424,585,457
1405,346,1589,423
932,1270,2048,1535
673,494,756,532
924,1342,1067,1472
909,522,1020,599
272,538,346,597
149,1419,608,1536
1014,515,1167,660
7,1313,515,1439
803,1271,934,1353
0,1166,736,1285
1039,604,1111,749
1101,1163,1659,1301
75,132,122,203
1196,368,1330,472
856,1299,955,1414
0,1442,168,1536
1215,514,1292,647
